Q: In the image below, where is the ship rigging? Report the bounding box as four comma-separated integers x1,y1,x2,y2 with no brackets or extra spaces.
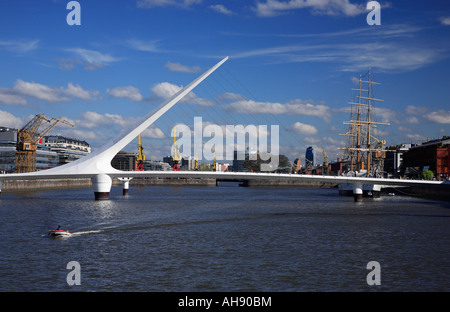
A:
339,69,389,177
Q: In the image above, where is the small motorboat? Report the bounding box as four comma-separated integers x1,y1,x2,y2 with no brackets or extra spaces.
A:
48,229,72,238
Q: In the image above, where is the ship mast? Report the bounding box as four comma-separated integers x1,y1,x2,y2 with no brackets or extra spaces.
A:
339,68,389,175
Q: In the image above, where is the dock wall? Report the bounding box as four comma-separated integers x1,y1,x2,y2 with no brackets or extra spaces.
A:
0,177,217,192
1,178,92,192
242,179,337,188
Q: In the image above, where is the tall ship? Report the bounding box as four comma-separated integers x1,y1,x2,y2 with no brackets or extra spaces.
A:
338,69,389,197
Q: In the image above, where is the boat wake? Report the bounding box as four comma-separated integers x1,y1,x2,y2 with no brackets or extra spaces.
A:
70,229,104,236
43,229,106,238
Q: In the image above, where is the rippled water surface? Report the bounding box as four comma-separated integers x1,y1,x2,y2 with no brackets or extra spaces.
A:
0,185,449,291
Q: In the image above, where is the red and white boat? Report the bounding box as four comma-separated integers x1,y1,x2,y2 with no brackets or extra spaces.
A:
48,229,72,238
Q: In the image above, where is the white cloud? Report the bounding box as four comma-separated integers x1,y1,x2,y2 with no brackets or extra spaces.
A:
137,0,202,8
371,107,396,123
253,0,366,17
70,129,100,140
439,16,450,26
151,82,183,99
165,61,201,73
75,111,165,141
142,126,166,139
9,80,100,103
406,105,428,115
151,82,214,106
126,39,160,52
424,110,450,124
209,4,235,15
107,86,144,101
216,92,246,102
64,83,101,101
224,99,331,121
65,48,121,70
0,110,28,128
76,111,143,132
76,111,117,129
231,27,447,73
406,134,426,142
0,88,28,106
12,79,70,102
0,39,39,53
286,122,318,135
404,116,419,124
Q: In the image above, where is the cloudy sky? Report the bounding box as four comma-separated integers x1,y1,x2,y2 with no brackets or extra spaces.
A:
0,0,449,163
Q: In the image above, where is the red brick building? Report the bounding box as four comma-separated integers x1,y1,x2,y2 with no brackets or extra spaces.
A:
402,137,449,179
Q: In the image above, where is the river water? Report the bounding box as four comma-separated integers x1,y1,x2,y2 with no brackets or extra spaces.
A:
0,184,449,292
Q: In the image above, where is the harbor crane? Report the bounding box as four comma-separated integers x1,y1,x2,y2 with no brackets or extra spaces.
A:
135,134,145,171
172,126,181,171
15,113,73,173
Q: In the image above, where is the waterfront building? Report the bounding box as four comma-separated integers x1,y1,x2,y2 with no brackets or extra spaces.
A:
163,155,177,169
216,163,230,172
305,146,315,168
384,144,413,176
36,147,59,170
163,155,197,170
0,127,18,173
143,160,172,171
328,158,350,175
232,150,248,172
402,136,449,179
43,135,91,165
0,127,57,172
111,151,137,171
181,157,196,171
0,147,16,173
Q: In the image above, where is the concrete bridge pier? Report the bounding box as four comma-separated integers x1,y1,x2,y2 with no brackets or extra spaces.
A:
352,183,363,202
118,177,133,196
92,174,112,200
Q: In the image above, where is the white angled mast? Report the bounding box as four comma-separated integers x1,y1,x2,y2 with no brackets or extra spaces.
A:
22,56,229,177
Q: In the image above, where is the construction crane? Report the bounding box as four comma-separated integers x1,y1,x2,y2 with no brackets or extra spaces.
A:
212,151,216,172
135,134,146,171
15,113,73,173
172,126,181,171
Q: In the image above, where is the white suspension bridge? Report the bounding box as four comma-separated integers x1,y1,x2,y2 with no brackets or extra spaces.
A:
0,57,448,202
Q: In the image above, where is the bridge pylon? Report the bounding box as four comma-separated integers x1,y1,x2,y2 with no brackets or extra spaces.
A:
92,174,112,200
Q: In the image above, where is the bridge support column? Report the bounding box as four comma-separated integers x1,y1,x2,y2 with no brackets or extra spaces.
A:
0,180,2,196
92,174,112,200
352,183,363,202
118,177,132,196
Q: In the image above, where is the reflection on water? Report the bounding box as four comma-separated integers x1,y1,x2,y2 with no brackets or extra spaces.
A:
0,186,449,291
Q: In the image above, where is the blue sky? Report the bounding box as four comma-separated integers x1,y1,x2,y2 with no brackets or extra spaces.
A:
0,0,449,163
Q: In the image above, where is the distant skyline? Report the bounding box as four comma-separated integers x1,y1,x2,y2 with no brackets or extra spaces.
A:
0,0,449,163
